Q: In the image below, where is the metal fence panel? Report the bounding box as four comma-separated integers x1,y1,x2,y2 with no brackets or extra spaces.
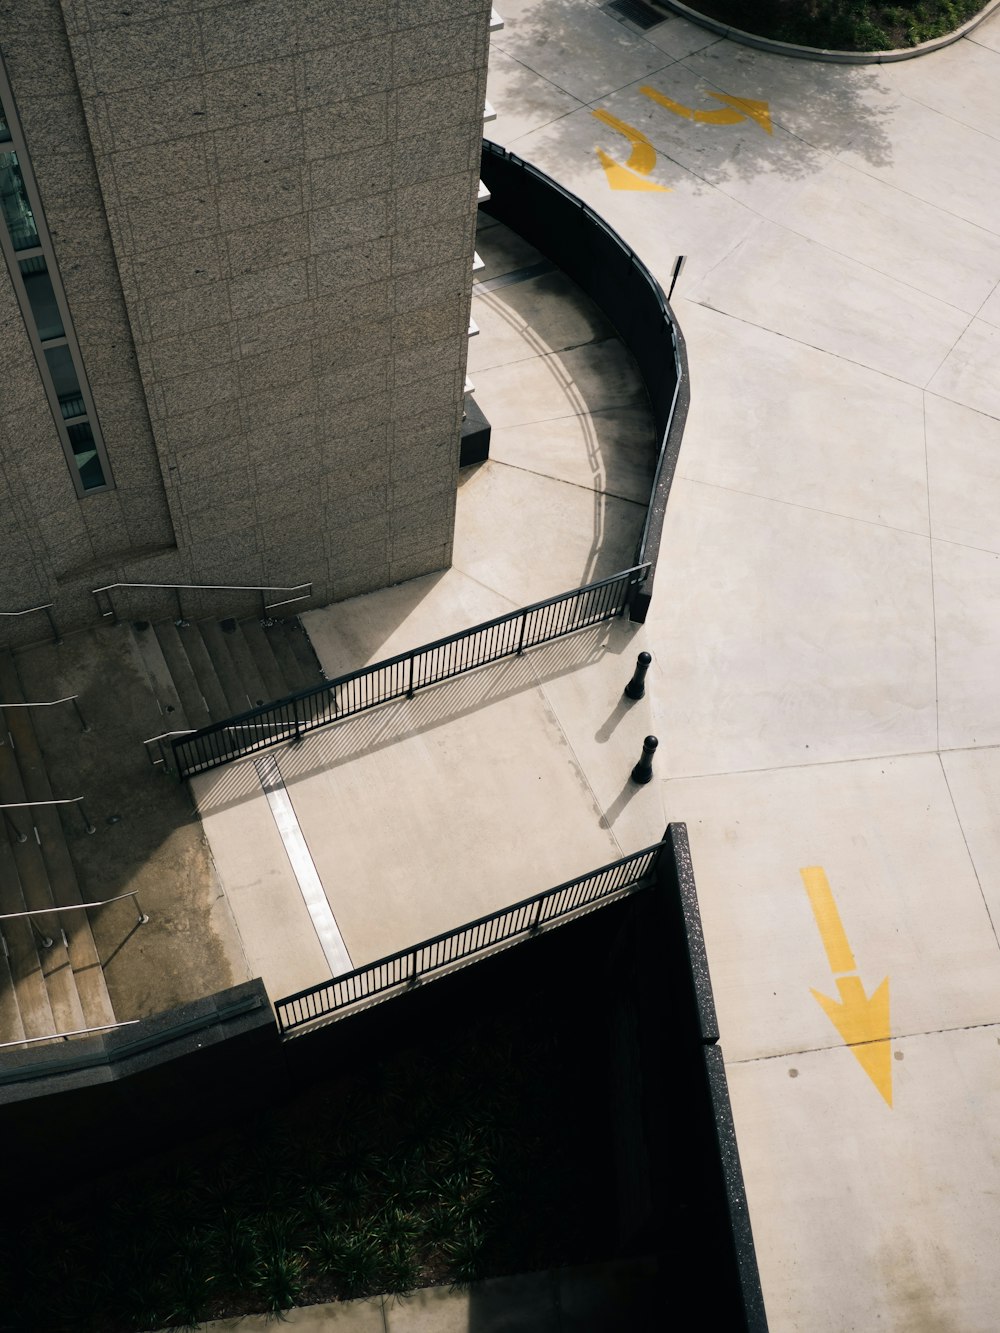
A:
275,841,663,1035
172,566,648,779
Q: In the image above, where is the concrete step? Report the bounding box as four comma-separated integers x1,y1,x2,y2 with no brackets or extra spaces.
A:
198,621,253,717
217,620,269,710
260,618,316,694
239,619,290,701
0,770,55,1042
171,622,230,720
281,618,327,690
152,623,212,728
0,652,114,1033
131,620,199,734
0,940,26,1048
0,729,85,1036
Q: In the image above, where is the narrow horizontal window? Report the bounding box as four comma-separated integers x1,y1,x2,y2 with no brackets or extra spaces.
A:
18,256,64,341
66,422,106,490
0,150,39,250
43,344,87,419
0,59,114,498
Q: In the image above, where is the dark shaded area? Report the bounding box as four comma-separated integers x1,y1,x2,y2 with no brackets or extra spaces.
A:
480,143,688,623
673,0,984,49
0,828,766,1331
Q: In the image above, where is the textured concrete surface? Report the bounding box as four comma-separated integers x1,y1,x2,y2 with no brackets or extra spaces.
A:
194,3,1000,1328
479,2,1000,1329
201,235,659,999
0,0,491,634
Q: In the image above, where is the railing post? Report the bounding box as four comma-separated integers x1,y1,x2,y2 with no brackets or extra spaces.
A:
530,896,544,932
408,947,419,986
44,606,61,645
292,696,302,741
135,896,149,926
72,697,89,732
28,918,52,949
517,608,528,655
78,802,96,835
407,652,416,699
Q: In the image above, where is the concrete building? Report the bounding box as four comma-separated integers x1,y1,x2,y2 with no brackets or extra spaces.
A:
0,0,492,640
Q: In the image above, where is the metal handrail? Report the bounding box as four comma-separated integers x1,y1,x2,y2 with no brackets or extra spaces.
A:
0,796,95,836
275,840,664,1034
0,888,147,925
0,602,59,644
171,564,649,779
142,728,194,770
0,1019,140,1049
91,580,313,623
0,694,87,730
480,141,688,623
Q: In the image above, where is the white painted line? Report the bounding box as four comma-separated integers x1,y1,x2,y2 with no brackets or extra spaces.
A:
253,755,353,977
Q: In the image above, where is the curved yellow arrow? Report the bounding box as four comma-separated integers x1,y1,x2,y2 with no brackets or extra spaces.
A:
801,867,892,1107
591,108,659,173
595,147,669,192
640,86,773,135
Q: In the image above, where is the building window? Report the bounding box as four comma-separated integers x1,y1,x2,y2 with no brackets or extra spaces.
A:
0,59,112,495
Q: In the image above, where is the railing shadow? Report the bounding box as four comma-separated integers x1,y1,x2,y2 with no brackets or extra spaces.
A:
193,619,639,816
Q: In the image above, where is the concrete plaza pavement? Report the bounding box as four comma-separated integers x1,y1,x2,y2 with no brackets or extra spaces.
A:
485,4,1000,1330
191,5,1000,1327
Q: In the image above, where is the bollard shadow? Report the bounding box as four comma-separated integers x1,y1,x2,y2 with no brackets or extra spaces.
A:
600,776,642,830
594,693,633,744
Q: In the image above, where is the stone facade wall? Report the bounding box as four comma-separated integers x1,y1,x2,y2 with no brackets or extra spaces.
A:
0,0,489,641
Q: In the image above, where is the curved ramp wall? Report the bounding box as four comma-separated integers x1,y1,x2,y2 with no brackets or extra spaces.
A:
479,141,689,622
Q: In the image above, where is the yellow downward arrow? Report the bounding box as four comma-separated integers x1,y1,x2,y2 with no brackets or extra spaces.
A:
640,86,773,135
812,976,892,1107
801,866,892,1107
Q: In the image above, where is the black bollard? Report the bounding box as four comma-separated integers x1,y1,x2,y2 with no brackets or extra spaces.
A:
624,651,652,701
630,734,658,785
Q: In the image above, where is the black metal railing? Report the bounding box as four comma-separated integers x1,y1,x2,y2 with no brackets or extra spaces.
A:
275,840,663,1035
171,564,648,779
480,142,689,623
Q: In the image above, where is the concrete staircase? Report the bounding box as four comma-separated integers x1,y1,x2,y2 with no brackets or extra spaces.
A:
0,652,115,1048
132,614,326,745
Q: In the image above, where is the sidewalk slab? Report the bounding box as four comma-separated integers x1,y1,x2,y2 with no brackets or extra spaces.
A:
728,1024,1000,1333
193,764,331,1001
678,301,928,533
648,479,936,775
663,753,1000,1061
691,221,970,386
275,664,622,967
925,393,1000,552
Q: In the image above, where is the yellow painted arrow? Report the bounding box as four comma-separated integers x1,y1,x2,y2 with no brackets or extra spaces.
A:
591,109,670,192
800,866,892,1107
595,148,670,192
640,85,773,135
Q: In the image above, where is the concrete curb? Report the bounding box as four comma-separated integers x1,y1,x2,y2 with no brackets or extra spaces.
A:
651,0,1000,63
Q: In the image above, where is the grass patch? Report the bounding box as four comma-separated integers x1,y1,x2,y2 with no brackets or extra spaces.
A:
678,0,986,50
0,1010,613,1331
